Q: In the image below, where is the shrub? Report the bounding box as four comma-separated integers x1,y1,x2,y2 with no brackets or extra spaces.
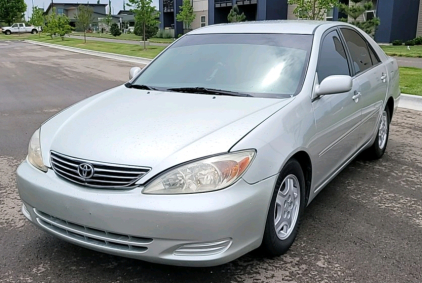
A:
162,30,172,38
110,23,121,36
134,22,159,40
155,29,163,38
414,37,422,45
392,40,402,46
405,39,415,46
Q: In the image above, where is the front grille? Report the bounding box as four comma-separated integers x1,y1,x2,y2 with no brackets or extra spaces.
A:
34,209,152,253
50,151,150,189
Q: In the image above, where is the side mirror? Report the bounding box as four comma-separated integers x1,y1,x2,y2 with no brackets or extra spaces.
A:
315,75,353,96
129,67,142,80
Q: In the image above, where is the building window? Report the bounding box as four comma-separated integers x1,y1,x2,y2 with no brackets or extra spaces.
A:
57,8,64,15
325,8,334,21
201,15,206,27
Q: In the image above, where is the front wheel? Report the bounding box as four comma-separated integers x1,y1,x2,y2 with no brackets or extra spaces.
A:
260,158,306,256
5,30,11,35
364,107,391,160
31,29,38,34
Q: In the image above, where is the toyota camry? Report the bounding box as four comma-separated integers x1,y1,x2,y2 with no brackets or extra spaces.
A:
17,21,400,267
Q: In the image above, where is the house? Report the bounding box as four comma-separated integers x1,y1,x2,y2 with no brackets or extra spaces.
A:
44,2,120,31
117,10,135,31
160,0,210,37
160,0,422,42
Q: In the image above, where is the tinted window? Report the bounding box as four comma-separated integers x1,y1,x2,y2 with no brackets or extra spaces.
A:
317,30,350,83
132,34,313,98
368,45,381,65
341,28,373,75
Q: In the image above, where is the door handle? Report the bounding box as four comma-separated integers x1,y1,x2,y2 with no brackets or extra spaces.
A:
380,73,387,82
352,91,361,103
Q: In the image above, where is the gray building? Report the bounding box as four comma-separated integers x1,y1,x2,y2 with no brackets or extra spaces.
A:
160,0,422,42
44,2,120,31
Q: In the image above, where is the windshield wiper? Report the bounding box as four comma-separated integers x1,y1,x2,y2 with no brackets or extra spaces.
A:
166,87,252,97
125,82,157,90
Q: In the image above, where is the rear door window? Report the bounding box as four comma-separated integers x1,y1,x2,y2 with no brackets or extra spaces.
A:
340,28,373,76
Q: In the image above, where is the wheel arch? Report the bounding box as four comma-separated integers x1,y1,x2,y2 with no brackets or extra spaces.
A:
289,151,312,206
386,96,394,122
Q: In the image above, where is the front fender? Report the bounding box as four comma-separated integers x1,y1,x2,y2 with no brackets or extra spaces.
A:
232,95,315,185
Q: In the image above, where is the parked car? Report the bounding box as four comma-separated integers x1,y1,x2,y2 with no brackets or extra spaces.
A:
17,21,400,267
2,23,41,35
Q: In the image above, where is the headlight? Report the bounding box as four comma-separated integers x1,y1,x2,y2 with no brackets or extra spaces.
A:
28,129,47,172
143,150,256,194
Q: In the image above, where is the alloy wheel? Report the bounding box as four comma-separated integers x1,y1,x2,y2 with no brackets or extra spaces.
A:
274,174,301,240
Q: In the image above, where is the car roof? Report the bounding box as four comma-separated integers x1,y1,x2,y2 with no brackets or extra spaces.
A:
189,20,341,35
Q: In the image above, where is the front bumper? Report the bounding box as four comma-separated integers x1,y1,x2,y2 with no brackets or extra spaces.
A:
17,161,276,267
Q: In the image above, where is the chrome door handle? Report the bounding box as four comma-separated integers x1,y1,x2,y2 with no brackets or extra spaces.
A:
380,73,387,82
352,91,361,103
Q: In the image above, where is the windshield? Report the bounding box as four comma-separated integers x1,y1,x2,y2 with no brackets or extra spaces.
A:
132,33,313,98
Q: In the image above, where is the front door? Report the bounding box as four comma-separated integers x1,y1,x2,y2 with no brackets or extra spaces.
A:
311,29,362,190
10,24,19,33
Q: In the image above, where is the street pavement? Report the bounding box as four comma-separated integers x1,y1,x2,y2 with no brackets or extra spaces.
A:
0,41,421,283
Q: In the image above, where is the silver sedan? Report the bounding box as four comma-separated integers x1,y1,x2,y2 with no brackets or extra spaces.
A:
17,20,400,267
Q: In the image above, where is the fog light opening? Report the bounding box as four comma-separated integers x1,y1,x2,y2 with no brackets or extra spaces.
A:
174,238,232,256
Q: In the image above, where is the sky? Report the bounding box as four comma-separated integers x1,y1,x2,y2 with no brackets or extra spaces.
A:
24,0,159,19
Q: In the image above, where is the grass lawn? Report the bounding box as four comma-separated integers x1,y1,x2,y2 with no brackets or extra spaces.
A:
381,45,422,58
399,67,422,96
71,32,174,44
29,35,165,59
0,33,40,40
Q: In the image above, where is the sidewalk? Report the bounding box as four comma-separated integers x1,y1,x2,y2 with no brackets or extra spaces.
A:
68,35,170,47
395,57,422,68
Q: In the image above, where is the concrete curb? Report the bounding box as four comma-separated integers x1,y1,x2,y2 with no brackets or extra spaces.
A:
399,94,422,111
24,40,153,65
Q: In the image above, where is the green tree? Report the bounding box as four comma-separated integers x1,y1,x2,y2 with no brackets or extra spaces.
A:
176,0,195,30
288,0,338,20
99,13,112,33
110,22,121,36
29,6,44,37
227,5,246,23
0,0,27,25
134,21,158,39
44,8,72,40
128,0,160,50
75,5,94,43
339,0,380,37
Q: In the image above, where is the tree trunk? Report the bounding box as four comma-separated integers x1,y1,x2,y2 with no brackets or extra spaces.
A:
84,29,86,43
312,0,316,20
143,22,146,50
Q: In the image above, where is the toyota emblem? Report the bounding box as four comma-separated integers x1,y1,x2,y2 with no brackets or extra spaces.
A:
77,163,94,179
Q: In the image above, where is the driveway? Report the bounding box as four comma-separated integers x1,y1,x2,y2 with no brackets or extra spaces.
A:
0,41,421,283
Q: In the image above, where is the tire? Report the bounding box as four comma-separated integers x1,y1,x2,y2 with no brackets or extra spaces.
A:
364,106,391,160
31,29,38,34
260,158,306,256
5,30,11,35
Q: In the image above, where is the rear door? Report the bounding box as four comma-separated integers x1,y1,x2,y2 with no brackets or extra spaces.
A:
340,28,388,147
18,23,25,33
311,29,362,190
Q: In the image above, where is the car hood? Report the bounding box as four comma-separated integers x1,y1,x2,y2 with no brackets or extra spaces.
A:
40,85,292,182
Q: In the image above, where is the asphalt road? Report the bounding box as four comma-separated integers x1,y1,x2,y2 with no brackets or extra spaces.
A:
1,41,421,283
